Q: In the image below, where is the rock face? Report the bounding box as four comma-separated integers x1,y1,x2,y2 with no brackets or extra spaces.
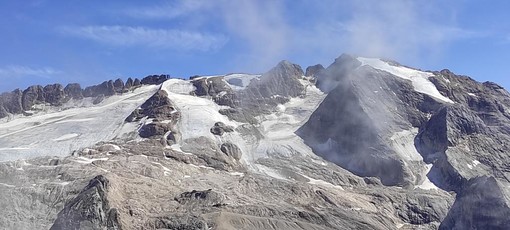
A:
51,175,121,230
0,89,23,115
43,84,66,105
210,122,234,136
140,74,170,85
305,64,325,77
22,85,45,110
174,189,225,207
126,89,180,145
64,83,83,100
218,60,307,124
298,55,443,186
191,76,236,106
298,54,510,228
439,176,510,230
0,75,155,119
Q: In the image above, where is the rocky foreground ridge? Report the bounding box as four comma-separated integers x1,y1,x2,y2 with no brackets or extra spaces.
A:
0,54,509,229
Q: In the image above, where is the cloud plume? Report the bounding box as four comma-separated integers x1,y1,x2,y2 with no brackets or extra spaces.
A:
0,65,61,79
60,25,228,51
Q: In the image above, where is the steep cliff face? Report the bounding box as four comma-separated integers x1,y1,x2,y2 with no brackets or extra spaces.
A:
298,55,445,186
0,55,509,229
298,54,510,229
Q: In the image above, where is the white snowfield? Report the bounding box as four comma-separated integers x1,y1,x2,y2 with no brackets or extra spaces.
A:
161,79,239,141
357,57,454,104
390,129,439,190
0,85,159,162
223,73,261,90
162,76,327,178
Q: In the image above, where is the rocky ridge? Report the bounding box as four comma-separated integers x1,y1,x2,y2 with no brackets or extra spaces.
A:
0,55,509,229
0,74,170,119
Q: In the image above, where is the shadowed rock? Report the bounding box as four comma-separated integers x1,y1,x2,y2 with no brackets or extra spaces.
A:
50,175,121,230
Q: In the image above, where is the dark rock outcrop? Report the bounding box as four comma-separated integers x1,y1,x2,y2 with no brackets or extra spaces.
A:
21,85,45,110
43,84,66,106
220,142,242,160
126,90,180,142
191,76,237,106
305,64,325,77
126,90,179,123
83,81,115,97
50,175,121,230
139,122,172,138
175,189,225,207
0,89,23,115
210,122,234,136
125,78,133,89
439,176,510,230
64,83,83,100
153,215,208,230
133,78,141,87
113,79,124,93
140,75,170,85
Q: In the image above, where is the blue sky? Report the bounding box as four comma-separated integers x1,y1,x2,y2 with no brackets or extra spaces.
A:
1,0,509,92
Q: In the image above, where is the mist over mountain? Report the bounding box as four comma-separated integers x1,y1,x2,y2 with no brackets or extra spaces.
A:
1,54,509,229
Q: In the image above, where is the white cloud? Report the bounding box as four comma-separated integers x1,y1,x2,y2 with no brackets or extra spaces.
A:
122,0,213,20
103,0,481,69
60,26,228,51
0,65,61,78
218,0,290,70
334,0,479,63
217,0,481,67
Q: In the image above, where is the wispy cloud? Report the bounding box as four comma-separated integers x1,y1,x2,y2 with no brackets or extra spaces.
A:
333,0,482,63
0,65,61,78
218,0,290,69
122,0,213,20
218,0,482,67
87,0,482,70
59,25,228,51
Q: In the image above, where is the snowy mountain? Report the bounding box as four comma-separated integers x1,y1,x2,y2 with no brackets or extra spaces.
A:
1,54,509,229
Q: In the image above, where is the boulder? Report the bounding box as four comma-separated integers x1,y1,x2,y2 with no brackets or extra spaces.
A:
210,122,234,136
220,142,242,160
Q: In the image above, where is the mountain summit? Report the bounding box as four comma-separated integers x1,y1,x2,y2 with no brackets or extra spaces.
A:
0,54,509,229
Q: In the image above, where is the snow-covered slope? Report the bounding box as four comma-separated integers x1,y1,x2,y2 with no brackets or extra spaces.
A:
0,85,158,161
357,57,454,103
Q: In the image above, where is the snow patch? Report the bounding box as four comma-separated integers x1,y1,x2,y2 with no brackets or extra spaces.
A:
0,183,15,188
254,164,287,180
151,162,172,176
223,73,261,90
415,164,439,190
357,57,454,103
390,129,423,161
467,160,481,169
301,174,344,190
229,172,244,176
53,133,79,141
73,157,108,164
161,79,238,141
